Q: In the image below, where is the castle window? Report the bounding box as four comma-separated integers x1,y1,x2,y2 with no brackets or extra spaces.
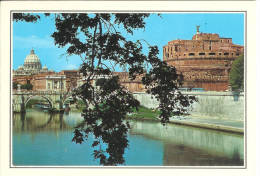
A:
175,46,178,52
236,53,240,56
219,53,222,55
199,53,205,55
224,52,229,55
209,53,216,55
189,53,195,56
209,46,212,50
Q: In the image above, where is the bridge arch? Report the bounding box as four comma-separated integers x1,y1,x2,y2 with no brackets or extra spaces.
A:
63,95,83,104
63,96,73,104
25,95,53,109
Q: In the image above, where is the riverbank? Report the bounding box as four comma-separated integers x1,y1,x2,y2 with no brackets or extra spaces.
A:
127,106,244,134
168,117,244,134
16,105,244,134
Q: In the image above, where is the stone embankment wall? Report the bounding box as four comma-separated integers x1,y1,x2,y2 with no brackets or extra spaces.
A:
129,120,244,162
133,91,244,121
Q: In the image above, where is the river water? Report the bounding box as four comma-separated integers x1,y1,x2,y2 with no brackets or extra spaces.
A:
12,109,244,166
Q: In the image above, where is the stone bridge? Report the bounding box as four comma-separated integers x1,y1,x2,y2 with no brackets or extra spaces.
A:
12,90,74,113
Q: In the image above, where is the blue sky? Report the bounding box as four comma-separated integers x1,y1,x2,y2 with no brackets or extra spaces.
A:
13,13,244,72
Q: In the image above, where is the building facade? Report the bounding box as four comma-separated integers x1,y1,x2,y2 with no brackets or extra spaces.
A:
13,49,69,91
12,49,144,92
113,72,145,92
163,26,244,91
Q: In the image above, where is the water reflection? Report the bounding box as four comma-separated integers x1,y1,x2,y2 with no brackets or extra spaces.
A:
12,110,244,166
129,120,244,166
13,109,84,133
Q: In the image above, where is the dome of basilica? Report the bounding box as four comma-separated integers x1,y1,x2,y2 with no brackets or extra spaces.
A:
24,49,41,64
42,65,48,70
14,48,49,76
18,65,24,70
23,49,42,71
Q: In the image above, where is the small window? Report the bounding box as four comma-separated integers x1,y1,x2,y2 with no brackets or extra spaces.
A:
232,53,234,56
184,54,186,56
224,53,229,56
189,53,195,56
236,53,240,56
209,53,215,55
209,46,212,50
175,46,178,52
199,53,205,55
219,53,222,55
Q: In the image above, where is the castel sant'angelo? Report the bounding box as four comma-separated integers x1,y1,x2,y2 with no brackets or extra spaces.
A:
13,26,244,92
163,26,244,91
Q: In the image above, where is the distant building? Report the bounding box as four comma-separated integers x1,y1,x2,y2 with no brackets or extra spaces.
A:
59,70,79,91
46,75,66,91
113,72,145,92
13,49,51,76
163,26,244,91
13,49,73,91
76,72,144,93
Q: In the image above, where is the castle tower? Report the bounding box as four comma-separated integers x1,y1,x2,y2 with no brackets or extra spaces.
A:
162,29,244,91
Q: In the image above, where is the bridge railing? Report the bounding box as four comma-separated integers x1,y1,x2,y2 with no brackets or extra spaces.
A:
12,90,71,95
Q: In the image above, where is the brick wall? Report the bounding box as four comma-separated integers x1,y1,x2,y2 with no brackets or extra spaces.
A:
163,31,244,91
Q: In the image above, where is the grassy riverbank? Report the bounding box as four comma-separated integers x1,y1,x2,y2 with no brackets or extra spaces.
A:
69,103,160,120
127,106,160,120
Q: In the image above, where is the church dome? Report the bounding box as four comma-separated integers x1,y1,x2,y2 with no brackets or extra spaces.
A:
18,65,24,70
43,65,48,70
23,49,42,71
24,49,41,64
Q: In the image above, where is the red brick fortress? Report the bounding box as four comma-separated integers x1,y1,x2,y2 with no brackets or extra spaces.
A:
163,26,244,91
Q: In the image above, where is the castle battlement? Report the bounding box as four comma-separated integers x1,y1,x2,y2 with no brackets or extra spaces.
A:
163,27,244,91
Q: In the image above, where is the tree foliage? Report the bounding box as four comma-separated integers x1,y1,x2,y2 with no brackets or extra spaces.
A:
13,13,40,23
13,82,18,89
21,83,33,90
13,13,196,165
229,55,244,91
